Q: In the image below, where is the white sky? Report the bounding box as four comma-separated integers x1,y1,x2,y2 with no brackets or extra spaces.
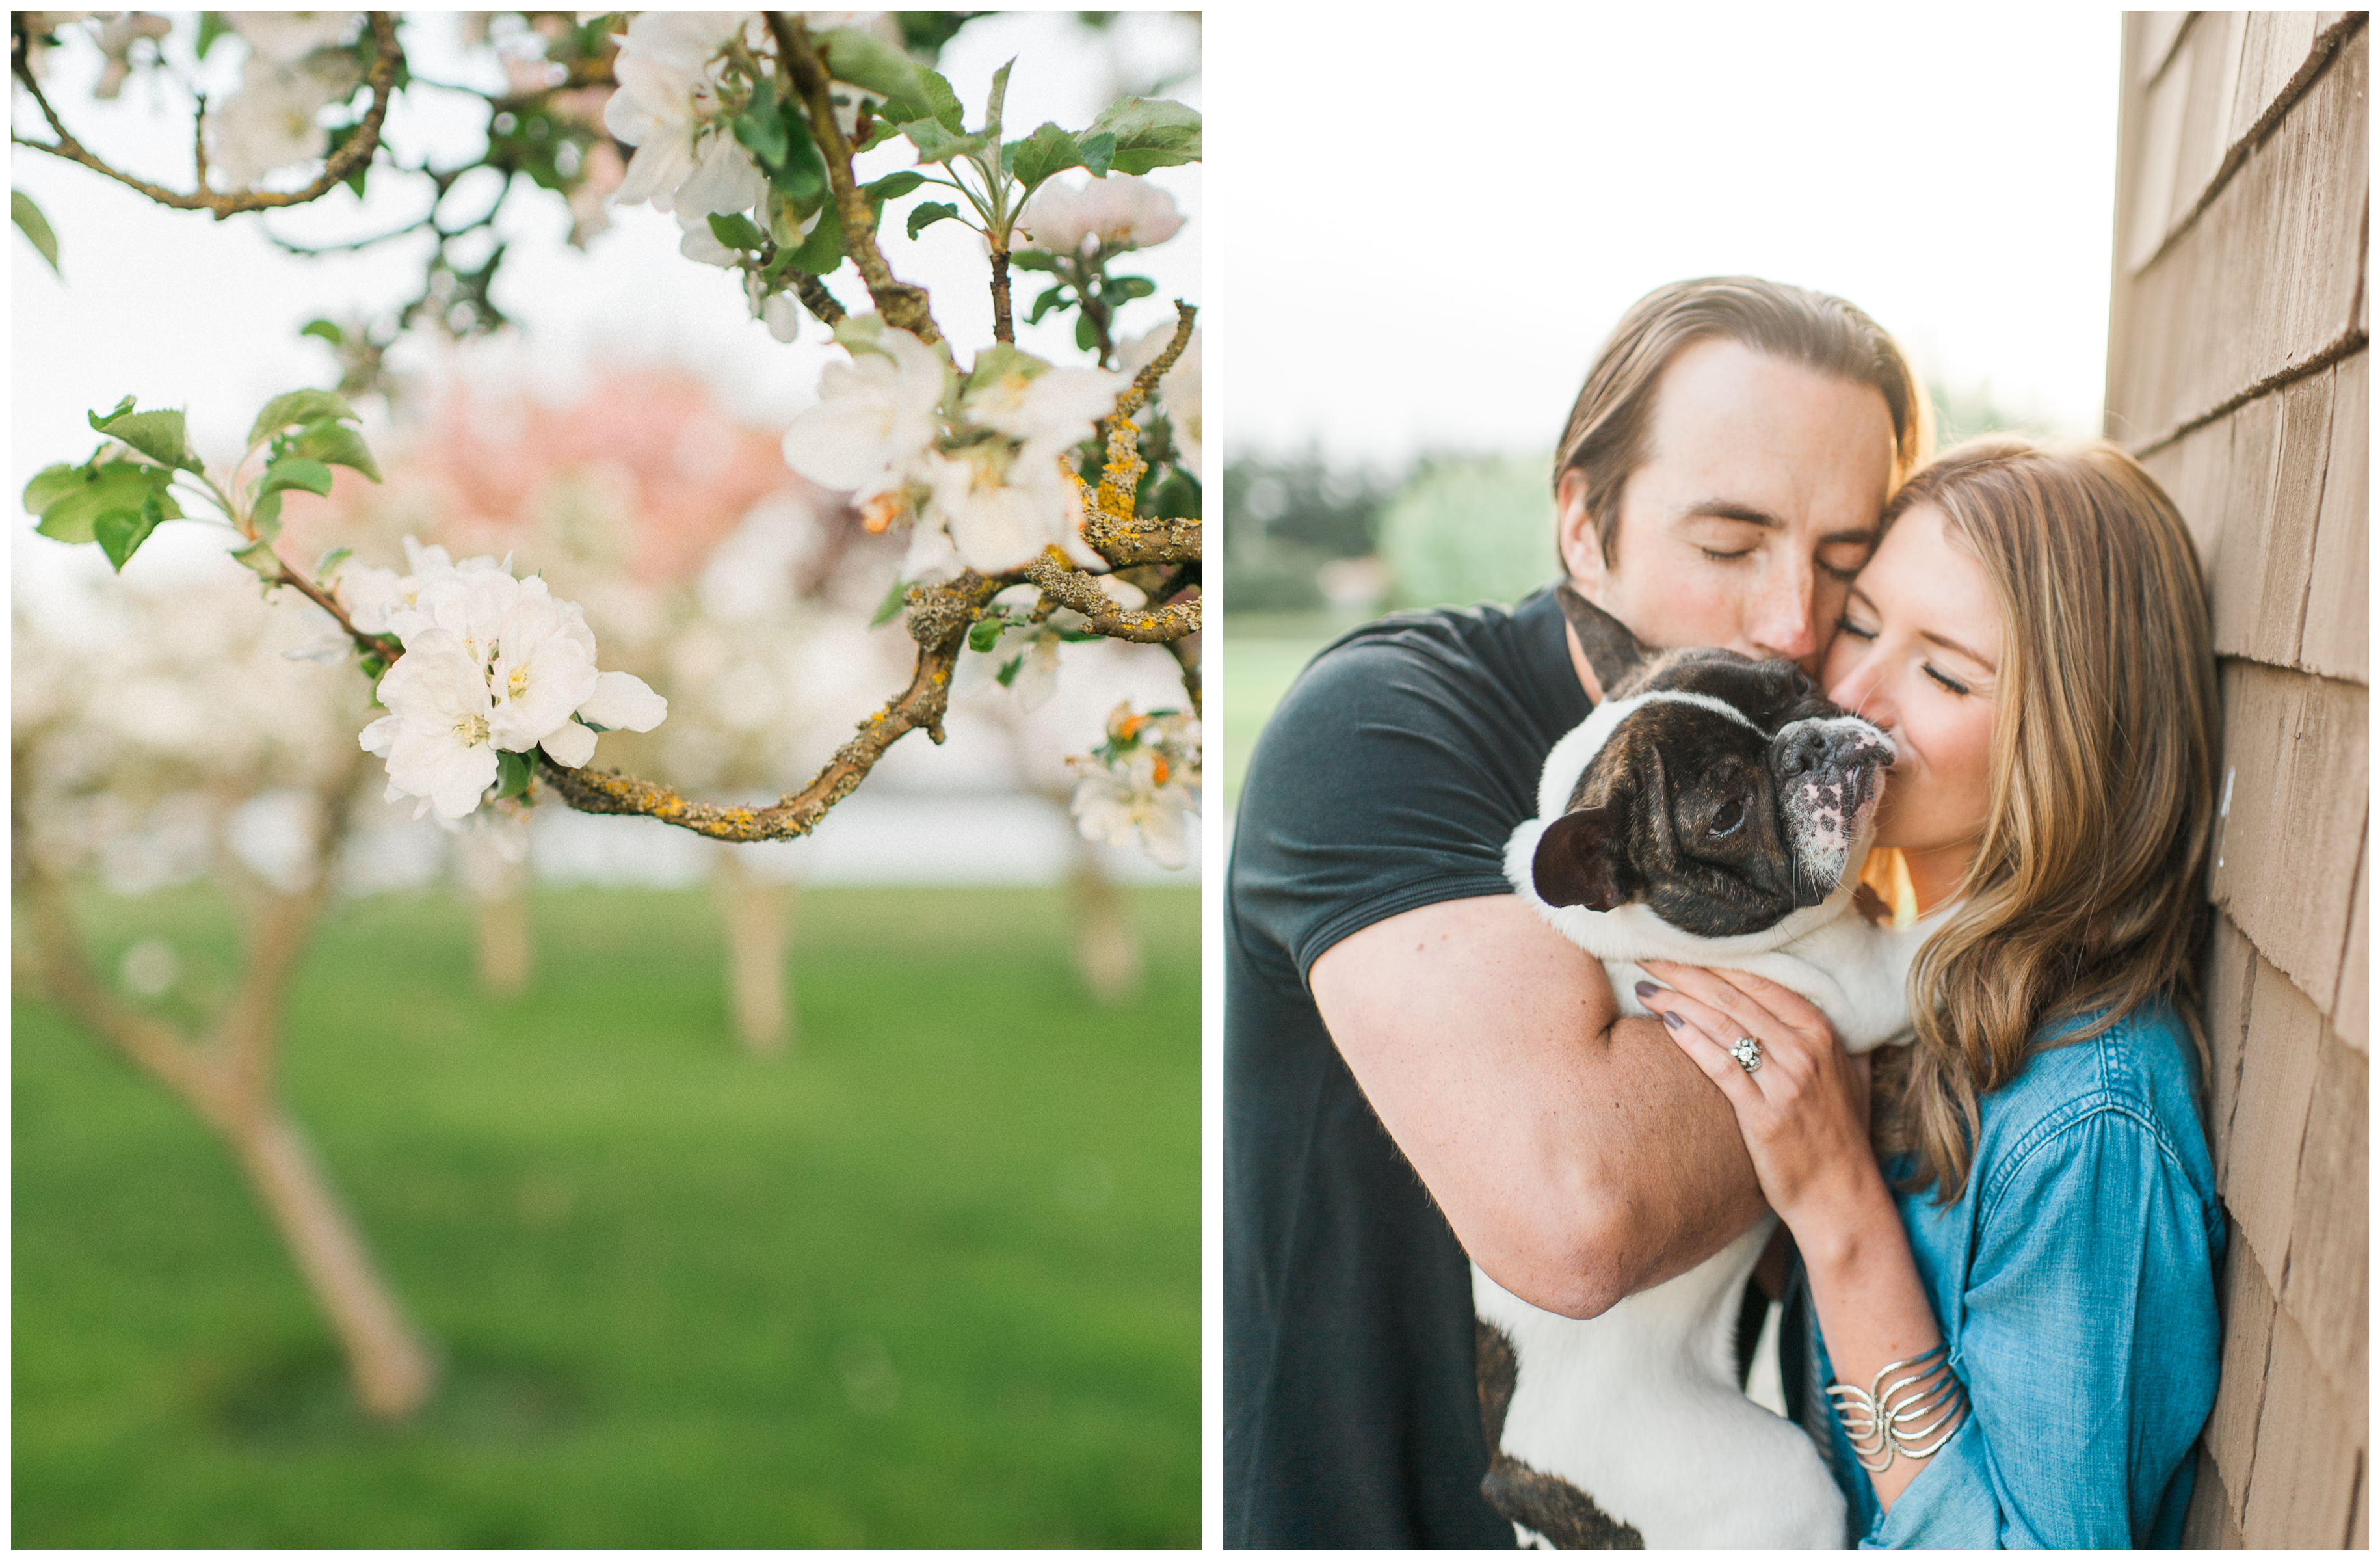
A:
1206,7,2122,466
10,12,1202,585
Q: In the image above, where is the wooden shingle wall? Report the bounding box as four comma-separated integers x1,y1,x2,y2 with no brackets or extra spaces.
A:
2107,12,2368,1549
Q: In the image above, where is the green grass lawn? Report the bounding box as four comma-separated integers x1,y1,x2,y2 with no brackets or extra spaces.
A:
13,884,1197,1547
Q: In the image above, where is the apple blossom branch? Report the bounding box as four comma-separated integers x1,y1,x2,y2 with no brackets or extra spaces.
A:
769,11,940,345
10,12,404,220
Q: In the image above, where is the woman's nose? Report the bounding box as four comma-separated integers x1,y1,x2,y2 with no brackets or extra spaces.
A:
1827,660,1892,732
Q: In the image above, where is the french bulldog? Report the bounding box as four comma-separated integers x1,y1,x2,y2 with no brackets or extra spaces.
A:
1471,586,1928,1549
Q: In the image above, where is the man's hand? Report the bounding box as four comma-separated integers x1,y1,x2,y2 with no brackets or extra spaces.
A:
1309,896,1769,1318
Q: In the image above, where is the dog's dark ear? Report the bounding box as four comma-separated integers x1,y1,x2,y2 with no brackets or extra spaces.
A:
1557,584,1648,699
1533,803,1636,911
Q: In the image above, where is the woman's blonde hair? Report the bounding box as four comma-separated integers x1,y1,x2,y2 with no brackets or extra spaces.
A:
1871,438,2220,1204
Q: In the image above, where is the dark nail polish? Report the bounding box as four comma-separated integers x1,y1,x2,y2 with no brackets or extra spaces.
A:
1633,980,1660,1002
1661,1009,1684,1030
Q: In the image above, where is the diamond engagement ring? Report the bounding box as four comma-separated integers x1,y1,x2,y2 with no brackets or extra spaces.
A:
1729,1036,1764,1073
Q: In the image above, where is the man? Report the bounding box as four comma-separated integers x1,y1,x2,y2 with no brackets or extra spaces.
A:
1224,277,1931,1547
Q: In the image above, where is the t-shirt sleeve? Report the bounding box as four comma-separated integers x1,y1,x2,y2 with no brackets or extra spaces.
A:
1858,1107,2222,1549
1232,630,1550,985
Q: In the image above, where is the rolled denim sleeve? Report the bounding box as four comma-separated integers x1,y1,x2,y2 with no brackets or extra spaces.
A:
1860,1106,2221,1549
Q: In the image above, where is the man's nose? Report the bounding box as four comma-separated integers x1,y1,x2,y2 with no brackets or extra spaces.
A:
1746,556,1819,669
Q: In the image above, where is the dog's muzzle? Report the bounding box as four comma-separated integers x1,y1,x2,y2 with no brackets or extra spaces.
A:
1773,717,1895,905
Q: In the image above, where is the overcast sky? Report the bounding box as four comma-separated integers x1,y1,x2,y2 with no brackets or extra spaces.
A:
1206,8,2122,467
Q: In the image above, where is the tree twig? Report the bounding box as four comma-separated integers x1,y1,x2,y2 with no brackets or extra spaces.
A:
990,246,1014,343
768,11,939,343
534,572,1004,840
1025,553,1200,643
12,13,406,220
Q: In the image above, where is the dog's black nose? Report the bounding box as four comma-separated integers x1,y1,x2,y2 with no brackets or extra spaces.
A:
1777,726,1830,780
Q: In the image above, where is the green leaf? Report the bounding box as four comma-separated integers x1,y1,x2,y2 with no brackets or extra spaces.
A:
862,170,928,203
1108,274,1157,300
1076,313,1099,353
195,11,230,58
88,401,196,471
967,616,1006,653
29,459,179,546
248,388,356,447
1078,131,1115,178
786,196,844,274
291,418,382,482
495,749,535,801
258,456,336,500
22,463,83,517
1026,285,1071,325
732,105,788,169
1085,97,1201,174
1004,122,1085,195
13,189,60,276
983,59,1012,146
94,492,167,572
917,67,966,134
899,119,989,165
301,317,345,346
906,200,959,240
315,545,354,580
815,27,925,105
856,117,901,153
252,490,284,537
768,107,827,202
1007,249,1059,273
230,536,282,580
707,210,769,252
869,575,909,628
994,654,1022,687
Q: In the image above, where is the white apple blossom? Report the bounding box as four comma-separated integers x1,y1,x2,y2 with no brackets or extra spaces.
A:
485,581,602,756
364,629,502,819
603,11,765,218
781,319,949,501
1015,175,1185,258
1067,702,1198,870
342,540,668,818
204,46,365,189
225,11,357,64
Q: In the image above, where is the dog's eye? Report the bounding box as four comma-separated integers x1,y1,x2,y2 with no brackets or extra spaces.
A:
1709,799,1745,838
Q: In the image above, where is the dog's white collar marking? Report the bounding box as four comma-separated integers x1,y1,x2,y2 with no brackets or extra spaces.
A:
1534,690,1761,820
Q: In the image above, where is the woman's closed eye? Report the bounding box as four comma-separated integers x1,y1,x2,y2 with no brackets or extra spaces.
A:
1924,663,1972,697
1835,615,1877,641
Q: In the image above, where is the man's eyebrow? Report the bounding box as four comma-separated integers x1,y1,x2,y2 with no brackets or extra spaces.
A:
1679,500,1879,548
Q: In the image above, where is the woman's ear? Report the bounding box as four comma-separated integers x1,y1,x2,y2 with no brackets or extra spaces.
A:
1555,468,1607,592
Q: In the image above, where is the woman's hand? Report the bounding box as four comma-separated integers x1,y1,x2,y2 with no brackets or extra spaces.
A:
1632,960,1886,1247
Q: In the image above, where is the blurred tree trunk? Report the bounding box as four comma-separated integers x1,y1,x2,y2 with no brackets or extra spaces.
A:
455,831,533,998
10,759,439,1421
711,849,794,1055
1068,846,1144,1007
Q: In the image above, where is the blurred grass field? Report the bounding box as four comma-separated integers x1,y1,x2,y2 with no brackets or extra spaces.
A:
13,883,1197,1548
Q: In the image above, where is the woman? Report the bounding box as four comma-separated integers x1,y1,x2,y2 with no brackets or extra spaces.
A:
1635,438,2224,1547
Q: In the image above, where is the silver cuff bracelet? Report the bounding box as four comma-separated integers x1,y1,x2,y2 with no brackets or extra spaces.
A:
1825,1340,1969,1474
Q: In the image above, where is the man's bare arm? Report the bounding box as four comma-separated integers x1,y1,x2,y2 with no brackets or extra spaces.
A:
1309,894,1767,1318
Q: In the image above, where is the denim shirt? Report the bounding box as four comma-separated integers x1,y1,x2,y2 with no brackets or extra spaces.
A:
1803,1000,2224,1548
